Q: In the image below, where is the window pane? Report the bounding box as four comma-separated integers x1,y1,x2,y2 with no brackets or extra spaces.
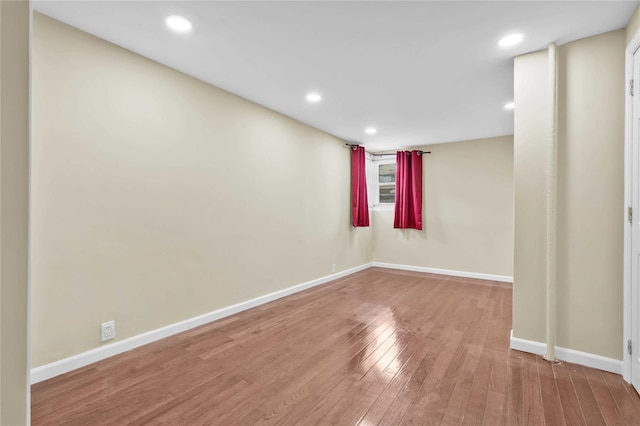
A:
379,164,396,183
379,185,395,203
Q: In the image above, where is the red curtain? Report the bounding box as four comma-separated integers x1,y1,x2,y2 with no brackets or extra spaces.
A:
394,150,423,230
351,145,370,227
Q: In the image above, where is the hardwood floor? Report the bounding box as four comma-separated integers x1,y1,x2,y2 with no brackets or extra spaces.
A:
31,268,640,425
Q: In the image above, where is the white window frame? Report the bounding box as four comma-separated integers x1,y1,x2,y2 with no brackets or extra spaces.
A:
368,157,396,210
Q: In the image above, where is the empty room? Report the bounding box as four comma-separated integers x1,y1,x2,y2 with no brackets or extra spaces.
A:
3,0,640,424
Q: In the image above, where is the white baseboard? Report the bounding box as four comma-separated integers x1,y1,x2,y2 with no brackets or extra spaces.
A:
30,262,373,384
372,262,513,283
510,330,623,374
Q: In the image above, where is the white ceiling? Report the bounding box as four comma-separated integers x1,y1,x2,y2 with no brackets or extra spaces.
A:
34,1,638,150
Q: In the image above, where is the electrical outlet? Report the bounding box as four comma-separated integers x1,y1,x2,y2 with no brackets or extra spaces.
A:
332,263,336,273
101,320,115,342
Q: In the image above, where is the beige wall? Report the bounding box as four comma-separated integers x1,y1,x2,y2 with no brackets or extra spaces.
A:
513,30,625,360
557,30,625,359
513,49,549,344
627,4,640,45
372,136,514,277
0,1,30,424
31,13,372,367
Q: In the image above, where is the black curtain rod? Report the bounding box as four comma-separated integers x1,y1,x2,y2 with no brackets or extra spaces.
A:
345,143,431,156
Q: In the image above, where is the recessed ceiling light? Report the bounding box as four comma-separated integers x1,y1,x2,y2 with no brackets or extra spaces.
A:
365,127,377,135
165,15,193,33
306,92,322,103
498,33,524,48
504,102,515,110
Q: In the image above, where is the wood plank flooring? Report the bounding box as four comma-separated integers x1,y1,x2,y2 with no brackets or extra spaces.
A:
31,268,640,425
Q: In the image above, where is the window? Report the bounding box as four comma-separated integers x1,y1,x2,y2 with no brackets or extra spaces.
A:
368,159,396,207
378,163,396,203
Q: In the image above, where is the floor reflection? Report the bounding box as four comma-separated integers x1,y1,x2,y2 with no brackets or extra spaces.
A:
345,305,404,376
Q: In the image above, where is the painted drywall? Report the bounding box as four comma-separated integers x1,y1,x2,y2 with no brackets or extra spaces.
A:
372,136,514,277
513,30,625,360
556,30,625,360
31,13,372,367
0,1,30,424
627,4,640,45
513,49,549,345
